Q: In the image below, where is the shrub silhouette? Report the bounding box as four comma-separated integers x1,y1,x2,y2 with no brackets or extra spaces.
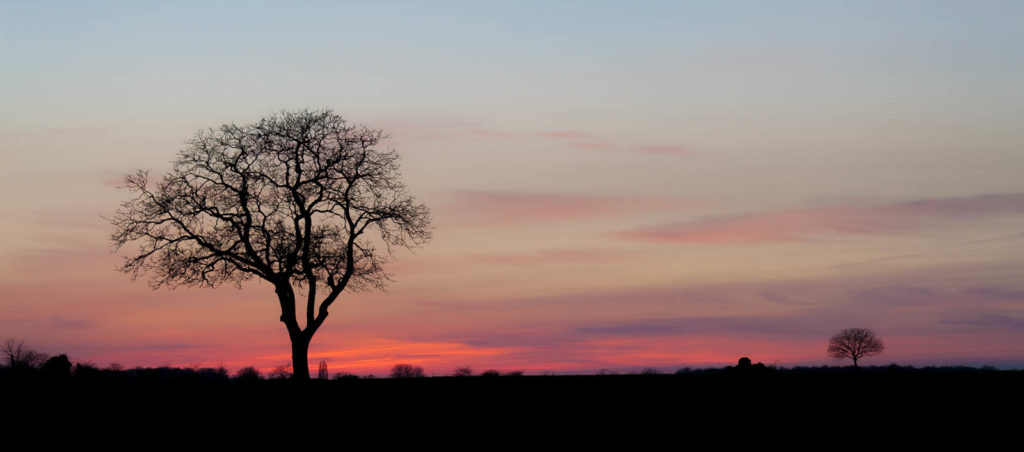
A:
725,357,775,375
332,372,360,380
390,364,425,378
41,354,72,380
235,366,261,381
74,362,100,379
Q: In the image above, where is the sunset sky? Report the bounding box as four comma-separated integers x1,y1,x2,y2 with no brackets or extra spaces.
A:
2,1,1022,375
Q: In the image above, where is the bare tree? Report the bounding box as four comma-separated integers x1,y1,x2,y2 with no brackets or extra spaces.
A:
110,109,432,380
270,363,293,380
3,336,48,368
390,363,425,378
828,328,885,367
3,338,48,370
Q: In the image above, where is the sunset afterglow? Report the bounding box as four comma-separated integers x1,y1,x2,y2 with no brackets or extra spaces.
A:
2,1,1022,375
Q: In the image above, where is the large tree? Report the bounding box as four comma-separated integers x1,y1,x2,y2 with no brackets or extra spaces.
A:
110,109,431,380
827,328,884,368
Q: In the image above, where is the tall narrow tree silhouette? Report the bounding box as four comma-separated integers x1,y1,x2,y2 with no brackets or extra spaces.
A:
827,328,884,367
110,109,432,380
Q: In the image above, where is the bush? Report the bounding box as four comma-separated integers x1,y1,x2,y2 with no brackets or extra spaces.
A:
390,364,425,378
332,372,360,380
235,366,261,380
41,354,72,379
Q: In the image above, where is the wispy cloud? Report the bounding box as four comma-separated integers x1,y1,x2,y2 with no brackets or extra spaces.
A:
941,314,1024,330
376,119,687,156
440,190,672,226
566,141,619,151
966,232,1024,244
617,193,1024,243
536,130,590,140
470,248,628,266
576,315,830,337
852,286,948,307
630,145,688,155
537,129,686,155
961,287,1024,301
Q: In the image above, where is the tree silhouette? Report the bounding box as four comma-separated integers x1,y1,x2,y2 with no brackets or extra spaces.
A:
390,364,425,378
3,338,47,370
828,328,884,367
110,109,432,380
235,366,261,381
317,360,329,380
270,363,293,380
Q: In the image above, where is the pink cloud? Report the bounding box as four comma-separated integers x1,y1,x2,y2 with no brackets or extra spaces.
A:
441,190,672,227
617,193,1024,243
631,145,688,155
538,131,684,155
471,248,628,266
463,127,517,139
567,141,619,151
536,130,591,140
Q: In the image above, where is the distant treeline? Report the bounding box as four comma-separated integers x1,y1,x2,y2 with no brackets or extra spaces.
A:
3,353,1021,437
1,357,1019,386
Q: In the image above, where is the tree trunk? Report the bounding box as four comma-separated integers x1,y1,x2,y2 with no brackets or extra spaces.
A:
276,281,311,381
291,333,311,381
852,356,859,368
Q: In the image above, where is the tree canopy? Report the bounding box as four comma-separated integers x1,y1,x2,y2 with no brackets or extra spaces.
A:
828,328,884,367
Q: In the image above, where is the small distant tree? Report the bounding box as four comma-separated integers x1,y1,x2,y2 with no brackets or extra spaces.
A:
390,364,425,378
452,366,473,377
318,360,329,380
270,363,293,380
3,338,48,370
828,328,885,367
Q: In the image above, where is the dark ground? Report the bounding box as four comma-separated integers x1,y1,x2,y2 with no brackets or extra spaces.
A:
4,365,1020,440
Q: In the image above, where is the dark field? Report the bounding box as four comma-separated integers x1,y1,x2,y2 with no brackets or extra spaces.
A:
4,365,1020,437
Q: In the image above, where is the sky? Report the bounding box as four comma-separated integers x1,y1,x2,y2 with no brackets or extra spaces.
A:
1,1,1022,375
